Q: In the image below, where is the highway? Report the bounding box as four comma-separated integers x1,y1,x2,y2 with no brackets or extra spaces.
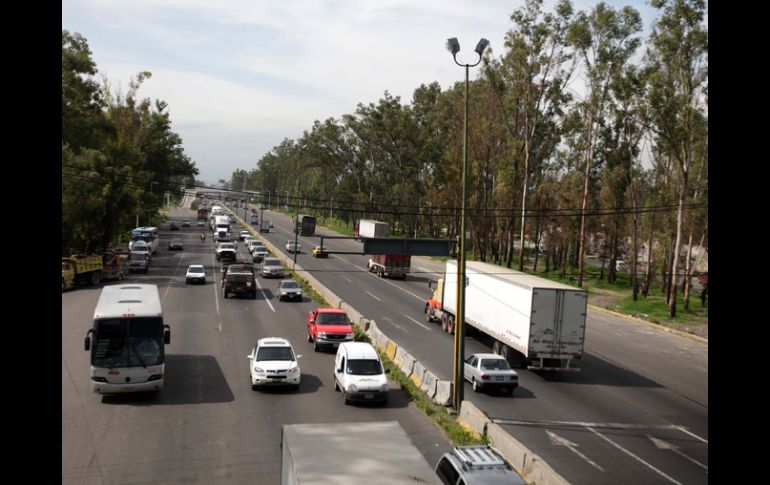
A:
241,196,708,485
61,204,454,485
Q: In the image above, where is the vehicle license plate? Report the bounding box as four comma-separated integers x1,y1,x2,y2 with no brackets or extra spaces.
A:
365,393,374,399
496,376,505,381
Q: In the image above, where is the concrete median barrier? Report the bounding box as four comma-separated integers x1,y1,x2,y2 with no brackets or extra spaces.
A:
420,370,438,398
410,361,426,388
385,339,398,359
433,381,452,406
487,423,570,485
394,347,416,376
458,401,490,437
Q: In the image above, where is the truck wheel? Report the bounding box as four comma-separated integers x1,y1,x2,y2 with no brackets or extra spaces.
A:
333,376,339,391
313,338,320,352
441,314,447,332
492,341,502,355
447,316,455,335
90,271,101,285
307,332,313,343
424,305,432,322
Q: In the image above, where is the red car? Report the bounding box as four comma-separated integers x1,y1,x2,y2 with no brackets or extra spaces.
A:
306,308,355,352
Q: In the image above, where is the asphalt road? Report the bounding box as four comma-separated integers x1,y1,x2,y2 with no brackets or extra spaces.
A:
61,205,454,485
238,197,707,485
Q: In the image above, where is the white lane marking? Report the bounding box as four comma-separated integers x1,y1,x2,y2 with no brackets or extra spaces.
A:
675,426,708,444
212,251,221,332
255,278,276,312
365,290,382,301
380,316,409,334
648,436,708,472
403,314,432,331
342,276,352,283
352,263,425,302
547,431,605,472
587,428,682,485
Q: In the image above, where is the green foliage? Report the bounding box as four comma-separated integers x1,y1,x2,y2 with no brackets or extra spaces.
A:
61,30,198,254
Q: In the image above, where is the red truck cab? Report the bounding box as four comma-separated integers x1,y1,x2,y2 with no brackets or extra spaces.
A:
306,308,355,352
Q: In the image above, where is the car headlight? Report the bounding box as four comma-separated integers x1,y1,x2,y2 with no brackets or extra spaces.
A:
318,333,328,339
253,367,264,374
345,333,355,339
288,366,299,374
349,384,357,392
380,383,389,392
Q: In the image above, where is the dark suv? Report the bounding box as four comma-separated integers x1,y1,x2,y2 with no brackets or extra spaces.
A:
222,262,257,299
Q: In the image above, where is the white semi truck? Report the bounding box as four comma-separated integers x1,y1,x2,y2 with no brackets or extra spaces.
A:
281,421,441,485
425,260,587,371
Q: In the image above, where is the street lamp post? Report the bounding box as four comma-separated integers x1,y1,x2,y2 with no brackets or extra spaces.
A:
446,36,489,412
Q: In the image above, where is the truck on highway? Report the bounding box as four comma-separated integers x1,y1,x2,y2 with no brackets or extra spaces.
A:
222,261,257,299
357,220,411,279
281,421,441,485
367,254,411,279
356,219,389,238
425,260,587,371
62,252,127,290
293,214,316,236
197,208,209,220
260,219,271,233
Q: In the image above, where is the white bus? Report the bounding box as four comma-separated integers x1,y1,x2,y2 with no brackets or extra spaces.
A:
84,284,171,394
129,227,159,255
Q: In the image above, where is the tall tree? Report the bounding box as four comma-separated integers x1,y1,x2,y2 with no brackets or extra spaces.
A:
568,2,642,287
646,0,708,318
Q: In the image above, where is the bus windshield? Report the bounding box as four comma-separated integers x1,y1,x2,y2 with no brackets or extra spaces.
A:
91,317,164,368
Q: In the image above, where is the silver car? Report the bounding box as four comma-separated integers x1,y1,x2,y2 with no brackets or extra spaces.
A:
277,279,302,301
463,353,518,394
286,240,302,253
262,257,285,278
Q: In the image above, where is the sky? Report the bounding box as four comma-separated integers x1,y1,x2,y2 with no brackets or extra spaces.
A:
63,0,664,186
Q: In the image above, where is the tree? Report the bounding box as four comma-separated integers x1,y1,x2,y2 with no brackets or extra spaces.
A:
568,2,643,287
646,0,708,318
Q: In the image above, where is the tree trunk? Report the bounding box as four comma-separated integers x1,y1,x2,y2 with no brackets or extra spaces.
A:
668,168,688,319
577,109,595,288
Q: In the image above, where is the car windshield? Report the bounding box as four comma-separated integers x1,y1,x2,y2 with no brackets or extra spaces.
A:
219,244,235,249
256,346,294,361
316,313,349,325
280,281,299,289
480,359,511,370
264,259,280,266
130,254,146,260
189,266,204,272
346,359,382,376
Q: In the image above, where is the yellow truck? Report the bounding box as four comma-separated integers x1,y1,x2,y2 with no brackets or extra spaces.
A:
62,252,127,291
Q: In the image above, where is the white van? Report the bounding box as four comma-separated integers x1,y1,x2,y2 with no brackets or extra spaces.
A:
333,342,389,405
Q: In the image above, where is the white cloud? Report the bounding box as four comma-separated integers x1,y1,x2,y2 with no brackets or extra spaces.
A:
63,0,661,183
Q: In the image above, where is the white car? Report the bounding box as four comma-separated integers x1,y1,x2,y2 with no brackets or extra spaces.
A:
286,240,302,253
247,337,301,390
185,264,206,284
463,353,518,394
244,236,258,247
239,230,251,241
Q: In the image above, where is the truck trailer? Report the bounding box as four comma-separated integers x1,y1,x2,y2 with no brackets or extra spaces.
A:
357,220,411,279
367,254,411,279
425,260,587,371
294,214,316,236
281,421,441,485
357,219,390,238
